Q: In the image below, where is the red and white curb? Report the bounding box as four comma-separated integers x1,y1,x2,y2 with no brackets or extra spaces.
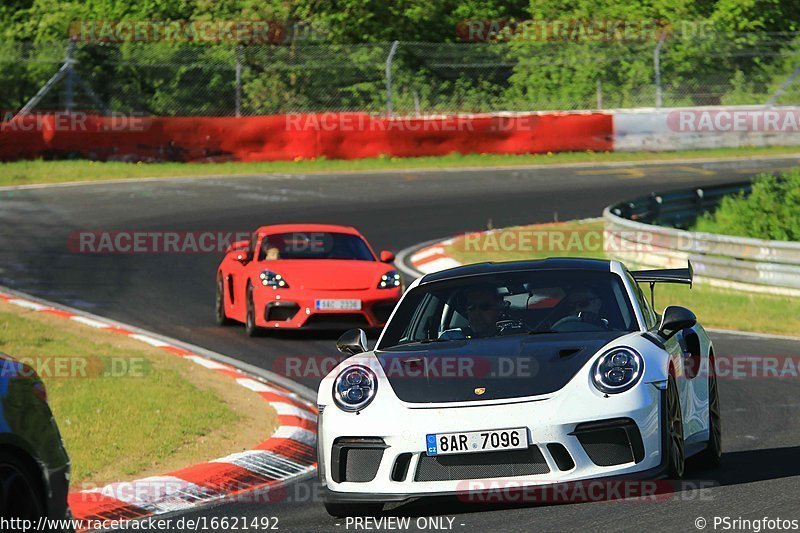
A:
0,289,317,530
407,238,462,275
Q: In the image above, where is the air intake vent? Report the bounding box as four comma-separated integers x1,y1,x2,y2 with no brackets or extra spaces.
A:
571,418,644,466
415,446,549,482
331,437,387,483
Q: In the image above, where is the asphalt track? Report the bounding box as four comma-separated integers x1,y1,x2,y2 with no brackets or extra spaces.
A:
2,156,800,532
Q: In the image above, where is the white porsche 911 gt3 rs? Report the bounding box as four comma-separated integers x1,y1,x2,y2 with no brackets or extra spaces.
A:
316,258,721,517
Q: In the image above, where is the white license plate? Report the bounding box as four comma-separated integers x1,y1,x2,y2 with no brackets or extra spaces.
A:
425,428,528,456
315,299,362,311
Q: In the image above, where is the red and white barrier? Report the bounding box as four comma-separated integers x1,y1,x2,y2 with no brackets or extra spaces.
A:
2,106,798,163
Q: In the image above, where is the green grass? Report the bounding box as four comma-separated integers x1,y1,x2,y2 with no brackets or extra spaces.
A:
0,301,276,486
444,219,800,337
1,144,800,186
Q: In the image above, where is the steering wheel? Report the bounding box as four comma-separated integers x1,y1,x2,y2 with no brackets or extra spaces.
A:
551,315,610,332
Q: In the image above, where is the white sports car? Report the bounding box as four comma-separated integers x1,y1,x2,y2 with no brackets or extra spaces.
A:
316,258,721,517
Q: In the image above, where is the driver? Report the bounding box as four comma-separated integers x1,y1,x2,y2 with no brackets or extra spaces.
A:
464,284,503,338
562,285,608,327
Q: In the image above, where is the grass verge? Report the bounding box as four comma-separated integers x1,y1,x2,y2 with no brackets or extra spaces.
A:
444,219,800,337
0,299,277,487
1,144,800,187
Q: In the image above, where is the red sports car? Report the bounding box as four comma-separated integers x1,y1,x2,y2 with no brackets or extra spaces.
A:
215,224,403,335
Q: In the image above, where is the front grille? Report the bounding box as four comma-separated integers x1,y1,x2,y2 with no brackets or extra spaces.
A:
371,301,396,324
305,313,370,328
415,446,550,482
572,418,644,466
265,302,299,321
331,437,386,483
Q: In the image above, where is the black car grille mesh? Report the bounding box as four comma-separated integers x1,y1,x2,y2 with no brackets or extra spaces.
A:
572,418,644,466
415,446,549,482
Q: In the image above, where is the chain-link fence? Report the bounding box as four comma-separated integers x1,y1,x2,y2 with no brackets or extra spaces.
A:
2,33,800,117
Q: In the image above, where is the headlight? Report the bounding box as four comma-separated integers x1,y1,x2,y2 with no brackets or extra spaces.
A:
378,270,401,289
591,347,643,394
333,365,377,412
259,270,289,288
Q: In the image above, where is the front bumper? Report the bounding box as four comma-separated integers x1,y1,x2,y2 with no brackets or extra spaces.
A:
318,384,666,503
252,287,401,329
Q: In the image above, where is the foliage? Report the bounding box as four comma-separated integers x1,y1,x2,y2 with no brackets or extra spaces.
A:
695,169,800,241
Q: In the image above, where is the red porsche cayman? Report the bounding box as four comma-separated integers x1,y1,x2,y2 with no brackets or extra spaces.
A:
215,224,403,335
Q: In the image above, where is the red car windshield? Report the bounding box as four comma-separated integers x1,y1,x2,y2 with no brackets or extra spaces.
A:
259,232,375,261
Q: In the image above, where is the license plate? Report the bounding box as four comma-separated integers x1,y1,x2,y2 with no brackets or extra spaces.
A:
425,428,528,456
315,299,361,311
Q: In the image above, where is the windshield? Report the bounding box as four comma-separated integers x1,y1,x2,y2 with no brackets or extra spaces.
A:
378,270,638,349
259,232,375,261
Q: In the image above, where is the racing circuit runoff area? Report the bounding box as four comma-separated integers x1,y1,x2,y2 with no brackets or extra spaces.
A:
3,155,800,532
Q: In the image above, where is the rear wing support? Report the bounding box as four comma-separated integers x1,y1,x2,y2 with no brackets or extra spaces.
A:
631,261,693,309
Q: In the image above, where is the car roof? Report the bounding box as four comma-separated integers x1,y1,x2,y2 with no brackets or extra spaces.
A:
419,257,613,284
255,224,362,236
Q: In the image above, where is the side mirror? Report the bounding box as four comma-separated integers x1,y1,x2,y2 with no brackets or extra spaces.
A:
380,250,395,263
226,240,250,264
337,328,368,355
229,250,248,264
658,305,696,339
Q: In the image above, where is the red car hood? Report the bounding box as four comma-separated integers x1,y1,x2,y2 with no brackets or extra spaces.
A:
265,259,385,290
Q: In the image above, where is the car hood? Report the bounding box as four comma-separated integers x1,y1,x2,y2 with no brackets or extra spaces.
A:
263,259,385,290
375,331,627,403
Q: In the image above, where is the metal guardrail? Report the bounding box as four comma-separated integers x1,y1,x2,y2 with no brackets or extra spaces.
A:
604,181,800,294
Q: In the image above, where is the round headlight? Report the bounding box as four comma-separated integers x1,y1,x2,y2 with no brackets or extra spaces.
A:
592,347,643,394
333,365,377,412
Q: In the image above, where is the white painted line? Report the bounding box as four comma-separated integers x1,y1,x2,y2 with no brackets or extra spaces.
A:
236,377,284,394
70,315,112,329
272,402,317,421
128,334,170,347
184,355,232,371
273,426,316,446
8,299,51,311
416,257,462,274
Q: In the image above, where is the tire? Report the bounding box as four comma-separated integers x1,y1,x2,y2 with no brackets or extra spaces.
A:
215,275,234,326
693,354,722,469
664,373,685,479
324,502,383,518
245,283,263,337
0,451,46,520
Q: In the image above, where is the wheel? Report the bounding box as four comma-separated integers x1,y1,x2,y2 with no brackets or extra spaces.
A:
0,451,45,520
664,373,685,479
245,283,263,337
694,353,722,469
215,275,234,326
324,501,383,518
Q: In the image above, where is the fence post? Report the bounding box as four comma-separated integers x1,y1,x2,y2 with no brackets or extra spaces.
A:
385,40,400,117
596,79,603,109
235,45,243,117
654,31,667,108
64,41,76,112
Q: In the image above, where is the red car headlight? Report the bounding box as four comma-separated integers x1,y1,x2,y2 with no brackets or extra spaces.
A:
377,270,401,289
259,270,289,288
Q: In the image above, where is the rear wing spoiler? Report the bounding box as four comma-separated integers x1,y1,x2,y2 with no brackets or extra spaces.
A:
631,261,693,308
631,261,693,287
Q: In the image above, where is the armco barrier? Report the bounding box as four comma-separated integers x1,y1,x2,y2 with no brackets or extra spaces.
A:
0,112,613,162
604,182,800,295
